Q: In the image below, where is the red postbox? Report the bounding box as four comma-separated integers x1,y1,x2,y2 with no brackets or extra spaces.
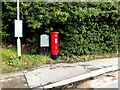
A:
50,32,59,60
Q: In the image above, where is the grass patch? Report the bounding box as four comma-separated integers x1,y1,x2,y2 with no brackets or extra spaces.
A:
2,45,120,73
2,46,55,73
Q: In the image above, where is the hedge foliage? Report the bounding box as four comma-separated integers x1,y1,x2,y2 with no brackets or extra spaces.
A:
2,2,120,57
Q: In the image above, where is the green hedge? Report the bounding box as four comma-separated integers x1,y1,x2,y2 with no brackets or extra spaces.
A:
2,2,120,57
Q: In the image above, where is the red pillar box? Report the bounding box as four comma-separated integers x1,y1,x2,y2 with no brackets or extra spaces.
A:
50,32,59,60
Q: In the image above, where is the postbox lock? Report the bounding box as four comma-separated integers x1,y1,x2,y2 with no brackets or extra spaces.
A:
55,35,57,37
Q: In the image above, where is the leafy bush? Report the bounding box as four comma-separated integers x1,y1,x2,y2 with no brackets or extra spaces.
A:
2,2,120,58
0,31,9,39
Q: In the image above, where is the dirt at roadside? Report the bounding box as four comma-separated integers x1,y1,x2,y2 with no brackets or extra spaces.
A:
1,71,29,88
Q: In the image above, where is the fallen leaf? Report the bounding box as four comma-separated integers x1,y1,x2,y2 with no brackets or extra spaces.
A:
111,78,117,81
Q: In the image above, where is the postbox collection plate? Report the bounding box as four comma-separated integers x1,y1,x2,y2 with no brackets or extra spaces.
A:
40,34,49,47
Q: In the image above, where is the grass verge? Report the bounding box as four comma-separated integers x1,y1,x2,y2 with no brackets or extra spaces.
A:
2,45,120,73
2,46,54,73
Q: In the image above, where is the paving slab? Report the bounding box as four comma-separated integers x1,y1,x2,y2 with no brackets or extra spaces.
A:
24,57,119,88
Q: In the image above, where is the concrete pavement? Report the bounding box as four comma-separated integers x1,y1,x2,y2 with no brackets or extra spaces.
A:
24,57,119,88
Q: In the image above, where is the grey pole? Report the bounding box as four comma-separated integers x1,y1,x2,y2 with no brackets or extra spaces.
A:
17,0,19,20
17,0,21,60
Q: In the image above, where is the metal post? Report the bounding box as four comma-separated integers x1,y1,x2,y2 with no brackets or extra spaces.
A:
17,0,19,20
43,48,45,56
17,0,21,59
17,37,21,60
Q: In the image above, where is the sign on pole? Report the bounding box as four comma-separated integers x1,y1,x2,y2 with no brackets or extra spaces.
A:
14,20,23,37
40,34,49,47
